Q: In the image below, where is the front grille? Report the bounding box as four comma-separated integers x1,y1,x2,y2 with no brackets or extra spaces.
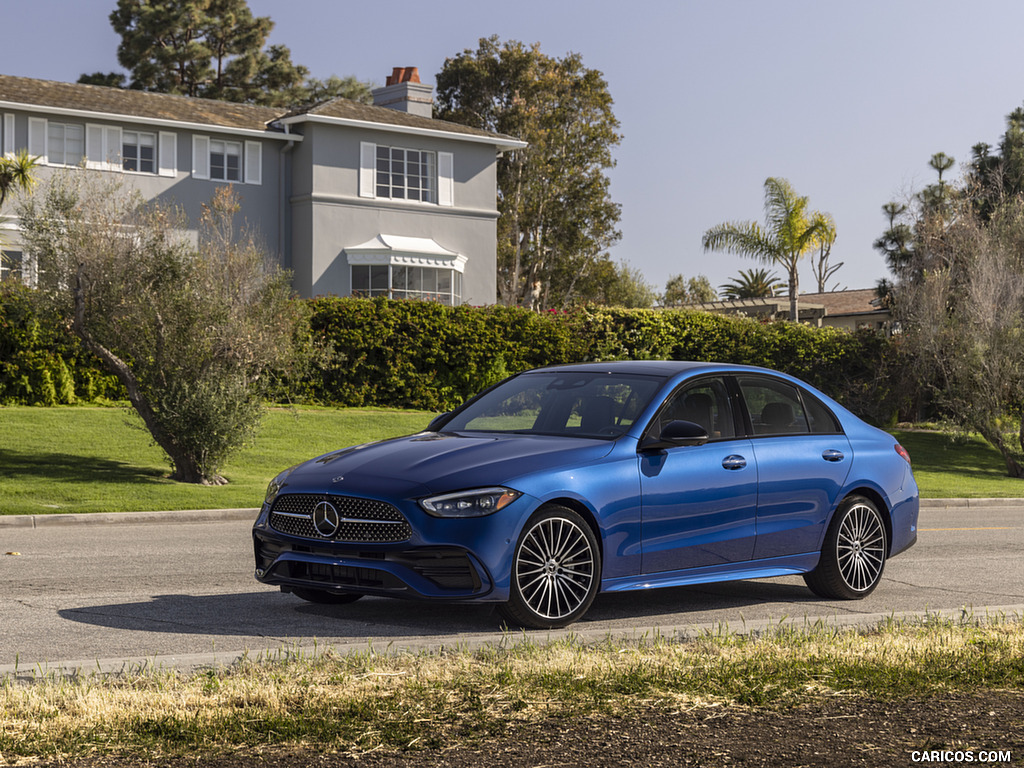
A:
270,494,412,543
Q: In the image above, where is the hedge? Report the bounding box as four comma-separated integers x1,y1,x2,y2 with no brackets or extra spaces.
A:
301,297,900,422
0,292,901,424
0,283,123,406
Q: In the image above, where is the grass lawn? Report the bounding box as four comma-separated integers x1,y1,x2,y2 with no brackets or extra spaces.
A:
0,405,434,515
2,615,1022,761
891,428,1024,499
0,406,1021,515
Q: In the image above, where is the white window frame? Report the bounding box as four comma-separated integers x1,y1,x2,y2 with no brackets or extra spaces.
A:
192,135,259,184
86,123,122,171
42,121,85,167
0,249,22,282
121,129,157,174
210,138,242,182
350,263,464,306
358,142,453,206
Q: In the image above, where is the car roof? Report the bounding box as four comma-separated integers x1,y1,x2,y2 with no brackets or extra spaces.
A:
525,360,766,377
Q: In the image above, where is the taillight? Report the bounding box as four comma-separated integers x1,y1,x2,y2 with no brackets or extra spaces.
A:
895,443,911,464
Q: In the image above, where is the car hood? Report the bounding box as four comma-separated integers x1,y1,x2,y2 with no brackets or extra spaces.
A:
276,432,617,499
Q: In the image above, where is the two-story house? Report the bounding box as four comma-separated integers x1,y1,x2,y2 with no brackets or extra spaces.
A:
0,67,524,304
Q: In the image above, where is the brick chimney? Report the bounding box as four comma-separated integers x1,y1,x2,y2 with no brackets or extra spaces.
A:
371,67,433,118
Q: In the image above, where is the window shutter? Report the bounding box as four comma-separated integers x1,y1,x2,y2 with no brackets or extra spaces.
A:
158,132,177,177
438,151,454,207
2,114,13,157
86,125,105,169
244,140,262,185
28,117,46,161
192,135,210,179
359,141,376,198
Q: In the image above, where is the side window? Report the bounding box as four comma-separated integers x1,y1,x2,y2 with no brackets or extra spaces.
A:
803,392,842,434
738,377,810,436
654,377,736,440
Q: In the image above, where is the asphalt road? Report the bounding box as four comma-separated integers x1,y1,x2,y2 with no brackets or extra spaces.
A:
1,502,1022,677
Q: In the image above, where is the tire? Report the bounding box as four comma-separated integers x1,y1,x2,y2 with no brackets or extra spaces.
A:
804,495,888,600
291,587,363,605
498,506,601,629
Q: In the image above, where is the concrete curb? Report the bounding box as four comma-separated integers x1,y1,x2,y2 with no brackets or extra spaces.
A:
0,508,260,528
918,498,1024,509
0,499,1020,528
4,603,1023,680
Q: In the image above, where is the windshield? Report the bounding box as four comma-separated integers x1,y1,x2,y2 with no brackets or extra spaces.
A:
441,371,666,439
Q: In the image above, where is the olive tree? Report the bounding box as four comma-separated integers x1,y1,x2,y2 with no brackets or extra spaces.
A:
18,172,303,484
897,195,1024,477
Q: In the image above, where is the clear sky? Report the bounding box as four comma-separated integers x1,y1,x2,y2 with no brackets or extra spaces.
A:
4,0,1024,296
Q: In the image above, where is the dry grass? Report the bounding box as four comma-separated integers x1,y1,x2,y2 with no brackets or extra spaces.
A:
2,613,1022,763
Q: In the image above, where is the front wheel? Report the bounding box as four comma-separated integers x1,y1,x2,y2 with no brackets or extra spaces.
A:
804,495,887,600
498,506,601,629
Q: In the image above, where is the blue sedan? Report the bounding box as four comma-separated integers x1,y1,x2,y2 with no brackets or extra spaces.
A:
253,361,918,628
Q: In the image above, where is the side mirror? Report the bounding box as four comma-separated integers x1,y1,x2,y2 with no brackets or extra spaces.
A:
426,412,452,432
642,420,709,451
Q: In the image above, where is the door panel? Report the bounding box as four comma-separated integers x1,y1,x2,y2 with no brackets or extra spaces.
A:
748,434,852,558
735,375,852,559
639,438,758,572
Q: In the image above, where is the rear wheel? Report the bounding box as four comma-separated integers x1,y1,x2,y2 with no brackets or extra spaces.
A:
498,506,601,629
804,495,887,599
290,587,363,605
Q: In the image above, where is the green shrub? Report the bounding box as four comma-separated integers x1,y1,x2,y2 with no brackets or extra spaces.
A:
0,283,123,405
302,298,900,421
0,288,902,422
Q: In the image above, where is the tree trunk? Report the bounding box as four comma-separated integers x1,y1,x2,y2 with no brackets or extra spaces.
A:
787,262,800,321
72,264,225,485
978,423,1024,479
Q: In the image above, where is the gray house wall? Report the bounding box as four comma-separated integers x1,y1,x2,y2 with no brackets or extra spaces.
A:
288,121,498,303
2,110,286,262
0,73,520,306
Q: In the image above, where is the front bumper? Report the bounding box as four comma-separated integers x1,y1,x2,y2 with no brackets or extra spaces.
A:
253,531,491,599
251,490,534,602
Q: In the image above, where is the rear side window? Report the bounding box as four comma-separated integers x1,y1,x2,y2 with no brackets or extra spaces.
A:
738,376,841,436
802,391,842,434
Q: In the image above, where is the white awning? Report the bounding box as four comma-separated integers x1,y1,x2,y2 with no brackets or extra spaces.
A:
344,234,467,271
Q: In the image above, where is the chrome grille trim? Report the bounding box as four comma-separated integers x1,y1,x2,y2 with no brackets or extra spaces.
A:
269,494,412,543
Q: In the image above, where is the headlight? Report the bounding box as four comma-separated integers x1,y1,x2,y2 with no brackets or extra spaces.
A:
264,465,299,507
419,487,522,518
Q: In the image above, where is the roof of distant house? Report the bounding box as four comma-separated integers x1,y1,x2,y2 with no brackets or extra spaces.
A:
799,288,885,317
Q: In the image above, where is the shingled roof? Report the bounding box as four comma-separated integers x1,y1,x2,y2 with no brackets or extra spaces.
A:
284,96,523,144
0,74,282,132
0,73,523,145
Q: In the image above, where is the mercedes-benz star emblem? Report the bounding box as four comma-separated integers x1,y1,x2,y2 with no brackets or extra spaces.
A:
312,500,340,538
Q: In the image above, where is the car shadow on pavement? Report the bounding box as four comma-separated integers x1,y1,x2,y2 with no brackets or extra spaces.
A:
56,578,823,638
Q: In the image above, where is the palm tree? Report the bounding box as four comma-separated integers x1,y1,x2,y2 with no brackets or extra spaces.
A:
0,150,38,283
719,268,786,300
0,150,38,207
702,177,832,321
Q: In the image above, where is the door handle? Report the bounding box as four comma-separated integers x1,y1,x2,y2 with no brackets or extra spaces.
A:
822,449,845,462
722,455,747,470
